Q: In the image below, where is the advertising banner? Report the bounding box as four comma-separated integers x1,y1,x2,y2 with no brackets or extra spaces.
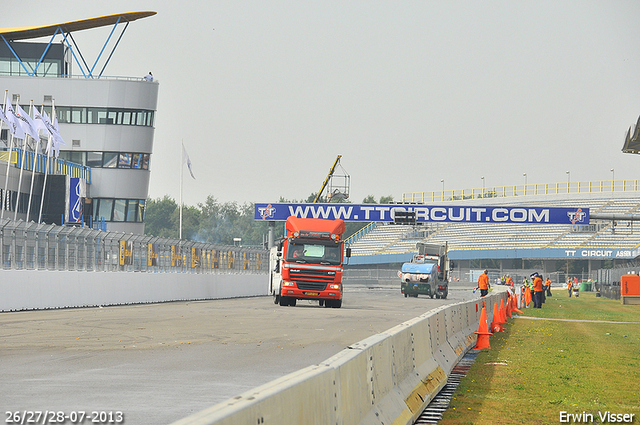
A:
254,203,589,225
65,177,86,224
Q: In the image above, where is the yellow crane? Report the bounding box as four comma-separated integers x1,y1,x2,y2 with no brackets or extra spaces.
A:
313,155,343,203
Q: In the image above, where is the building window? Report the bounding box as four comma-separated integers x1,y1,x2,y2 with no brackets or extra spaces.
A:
96,199,113,221
87,152,103,168
126,200,138,222
59,151,150,170
55,106,154,127
112,199,126,222
118,153,131,168
103,152,118,168
93,198,146,222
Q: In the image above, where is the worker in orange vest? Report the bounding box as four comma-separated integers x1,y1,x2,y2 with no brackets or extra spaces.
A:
567,278,573,297
532,272,544,308
545,277,552,296
476,269,490,297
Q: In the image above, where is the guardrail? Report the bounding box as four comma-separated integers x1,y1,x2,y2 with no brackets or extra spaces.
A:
172,291,508,425
402,179,640,203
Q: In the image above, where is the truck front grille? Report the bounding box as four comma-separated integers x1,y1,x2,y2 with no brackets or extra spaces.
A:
296,281,328,291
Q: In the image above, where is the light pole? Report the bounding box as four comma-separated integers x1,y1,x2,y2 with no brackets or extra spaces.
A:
611,168,615,191
523,173,527,195
481,176,485,197
566,171,570,193
441,179,444,191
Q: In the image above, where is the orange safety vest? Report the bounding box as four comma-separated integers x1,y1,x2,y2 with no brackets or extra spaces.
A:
478,273,489,290
533,276,543,291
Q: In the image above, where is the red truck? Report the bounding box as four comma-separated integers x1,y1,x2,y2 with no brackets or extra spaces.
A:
269,216,350,308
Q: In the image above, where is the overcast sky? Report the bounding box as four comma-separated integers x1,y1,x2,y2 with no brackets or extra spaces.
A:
4,1,640,206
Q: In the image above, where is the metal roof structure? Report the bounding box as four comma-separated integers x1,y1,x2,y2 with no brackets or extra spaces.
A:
0,11,156,78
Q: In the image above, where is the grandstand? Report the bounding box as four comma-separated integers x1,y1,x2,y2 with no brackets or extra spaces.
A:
346,180,640,278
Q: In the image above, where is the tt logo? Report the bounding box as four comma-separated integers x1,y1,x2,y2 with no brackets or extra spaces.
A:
259,204,276,219
567,208,587,224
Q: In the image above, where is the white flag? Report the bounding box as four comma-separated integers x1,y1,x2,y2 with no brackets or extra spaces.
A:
0,104,11,130
15,104,40,141
32,106,49,134
5,99,25,139
182,144,195,179
47,108,65,157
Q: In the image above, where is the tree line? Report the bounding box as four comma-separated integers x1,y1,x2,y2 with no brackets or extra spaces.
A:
144,194,394,247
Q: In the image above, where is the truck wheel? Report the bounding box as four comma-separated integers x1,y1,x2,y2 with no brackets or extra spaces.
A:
319,300,325,307
430,293,434,299
289,298,297,307
274,295,280,305
332,299,342,308
404,293,407,298
279,296,288,306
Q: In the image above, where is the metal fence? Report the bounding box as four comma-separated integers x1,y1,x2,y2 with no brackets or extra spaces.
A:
0,218,269,273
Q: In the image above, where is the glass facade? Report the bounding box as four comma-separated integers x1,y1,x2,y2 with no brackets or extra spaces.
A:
58,151,150,170
93,198,145,223
56,106,154,127
0,59,61,77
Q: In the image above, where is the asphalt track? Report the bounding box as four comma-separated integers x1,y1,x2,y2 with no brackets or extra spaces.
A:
0,282,478,425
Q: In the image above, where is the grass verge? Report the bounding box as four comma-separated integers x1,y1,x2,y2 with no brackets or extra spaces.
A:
440,290,640,425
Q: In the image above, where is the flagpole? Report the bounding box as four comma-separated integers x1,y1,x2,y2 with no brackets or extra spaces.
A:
26,106,42,221
0,90,7,221
14,99,31,221
38,134,51,223
179,139,184,240
0,90,15,220
38,100,60,224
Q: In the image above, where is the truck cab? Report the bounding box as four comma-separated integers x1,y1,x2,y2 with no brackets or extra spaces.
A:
399,243,450,299
269,216,349,308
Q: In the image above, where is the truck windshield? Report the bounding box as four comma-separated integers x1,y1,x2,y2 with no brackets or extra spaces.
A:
287,241,341,264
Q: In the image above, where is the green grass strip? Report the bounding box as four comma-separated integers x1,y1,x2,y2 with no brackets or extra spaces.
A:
441,290,640,425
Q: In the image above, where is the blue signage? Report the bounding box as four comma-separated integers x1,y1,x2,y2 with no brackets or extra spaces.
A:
66,177,85,224
254,203,589,225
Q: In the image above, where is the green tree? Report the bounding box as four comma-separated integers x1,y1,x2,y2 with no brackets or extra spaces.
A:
379,195,394,204
144,196,178,238
362,195,377,204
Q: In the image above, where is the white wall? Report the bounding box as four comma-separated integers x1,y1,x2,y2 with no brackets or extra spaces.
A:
0,271,268,311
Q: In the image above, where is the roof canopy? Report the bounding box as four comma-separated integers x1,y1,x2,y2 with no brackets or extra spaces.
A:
0,11,156,79
623,116,640,154
0,12,156,41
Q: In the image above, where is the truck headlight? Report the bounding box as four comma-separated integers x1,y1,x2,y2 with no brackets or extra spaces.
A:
329,284,340,290
283,281,295,287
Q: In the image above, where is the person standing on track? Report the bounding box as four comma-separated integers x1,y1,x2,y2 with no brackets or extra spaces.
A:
476,269,490,297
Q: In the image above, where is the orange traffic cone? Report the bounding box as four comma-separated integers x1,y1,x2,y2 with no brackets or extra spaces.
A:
473,307,493,350
505,296,513,319
524,288,532,307
490,302,503,332
511,294,523,314
500,299,507,323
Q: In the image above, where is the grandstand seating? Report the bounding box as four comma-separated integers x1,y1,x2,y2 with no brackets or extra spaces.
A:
348,192,640,256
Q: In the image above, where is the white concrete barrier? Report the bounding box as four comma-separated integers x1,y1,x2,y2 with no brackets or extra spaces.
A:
172,290,509,425
0,270,268,311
